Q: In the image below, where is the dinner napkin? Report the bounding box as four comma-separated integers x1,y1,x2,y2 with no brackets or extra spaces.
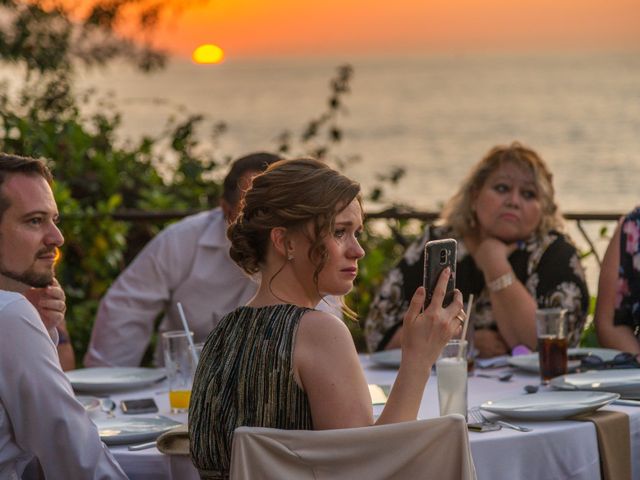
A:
156,424,190,456
475,355,510,369
571,410,630,480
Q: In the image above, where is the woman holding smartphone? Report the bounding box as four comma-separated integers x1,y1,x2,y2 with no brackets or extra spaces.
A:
365,142,589,358
189,158,464,478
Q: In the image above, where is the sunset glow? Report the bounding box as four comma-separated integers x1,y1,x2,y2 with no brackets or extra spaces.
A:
147,0,639,59
192,44,225,64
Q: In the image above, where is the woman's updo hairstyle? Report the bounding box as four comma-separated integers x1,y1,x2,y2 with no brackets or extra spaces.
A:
228,158,362,283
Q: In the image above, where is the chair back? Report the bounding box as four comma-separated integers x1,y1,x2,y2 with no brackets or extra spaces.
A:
229,415,477,480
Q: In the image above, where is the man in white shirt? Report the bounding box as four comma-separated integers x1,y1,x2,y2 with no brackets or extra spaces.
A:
0,153,127,479
85,152,282,367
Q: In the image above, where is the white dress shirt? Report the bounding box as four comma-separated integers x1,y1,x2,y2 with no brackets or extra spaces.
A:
0,290,127,479
85,208,258,367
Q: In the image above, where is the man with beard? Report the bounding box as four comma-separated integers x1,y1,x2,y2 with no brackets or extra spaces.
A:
0,153,127,478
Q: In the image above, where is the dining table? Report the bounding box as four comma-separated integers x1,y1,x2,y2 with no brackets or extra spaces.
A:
94,354,640,480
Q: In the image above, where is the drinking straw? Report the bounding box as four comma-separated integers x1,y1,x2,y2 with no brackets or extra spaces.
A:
457,294,474,361
176,302,199,366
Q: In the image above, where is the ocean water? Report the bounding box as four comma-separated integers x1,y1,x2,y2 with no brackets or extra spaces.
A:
74,52,640,289
76,51,640,214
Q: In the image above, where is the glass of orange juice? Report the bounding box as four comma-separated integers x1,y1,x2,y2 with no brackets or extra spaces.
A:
162,330,197,413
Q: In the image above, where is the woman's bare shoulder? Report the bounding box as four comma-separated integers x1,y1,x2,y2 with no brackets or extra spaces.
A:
296,309,355,352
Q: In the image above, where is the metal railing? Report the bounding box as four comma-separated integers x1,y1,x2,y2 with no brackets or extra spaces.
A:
106,208,622,267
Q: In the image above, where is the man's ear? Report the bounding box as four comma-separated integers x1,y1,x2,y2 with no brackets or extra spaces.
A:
221,198,237,223
270,227,289,258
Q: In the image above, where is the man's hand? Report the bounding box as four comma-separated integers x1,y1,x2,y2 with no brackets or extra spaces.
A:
24,278,67,331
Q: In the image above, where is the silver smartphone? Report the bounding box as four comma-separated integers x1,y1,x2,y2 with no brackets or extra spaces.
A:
423,238,457,308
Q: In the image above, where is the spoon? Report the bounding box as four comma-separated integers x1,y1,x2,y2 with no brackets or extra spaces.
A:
476,372,514,382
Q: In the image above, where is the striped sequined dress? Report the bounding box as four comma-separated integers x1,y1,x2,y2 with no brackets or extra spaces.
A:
189,304,314,479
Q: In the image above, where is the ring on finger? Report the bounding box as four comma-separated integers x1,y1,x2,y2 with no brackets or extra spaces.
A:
455,311,466,325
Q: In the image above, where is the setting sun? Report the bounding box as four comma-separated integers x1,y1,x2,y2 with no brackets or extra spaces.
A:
192,44,225,64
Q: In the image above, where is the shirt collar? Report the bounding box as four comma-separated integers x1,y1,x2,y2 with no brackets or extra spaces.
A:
198,208,229,248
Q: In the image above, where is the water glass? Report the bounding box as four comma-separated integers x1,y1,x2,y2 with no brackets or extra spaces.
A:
536,308,568,384
162,330,197,413
436,339,468,419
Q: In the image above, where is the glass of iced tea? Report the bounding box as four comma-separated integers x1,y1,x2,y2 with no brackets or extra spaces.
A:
162,330,197,413
535,308,568,384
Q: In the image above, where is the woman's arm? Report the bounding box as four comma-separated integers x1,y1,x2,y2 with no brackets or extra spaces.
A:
56,320,76,371
595,220,640,353
471,237,538,350
295,270,462,429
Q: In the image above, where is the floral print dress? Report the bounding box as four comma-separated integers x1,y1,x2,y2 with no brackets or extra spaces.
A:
614,207,640,337
364,225,589,352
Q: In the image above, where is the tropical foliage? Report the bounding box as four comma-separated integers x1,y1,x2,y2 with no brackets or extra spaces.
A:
0,1,599,365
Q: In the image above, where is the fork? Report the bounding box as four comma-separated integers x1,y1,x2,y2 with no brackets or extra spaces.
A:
469,408,533,432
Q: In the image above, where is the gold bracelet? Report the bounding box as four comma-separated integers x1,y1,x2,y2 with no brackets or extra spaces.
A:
487,272,514,292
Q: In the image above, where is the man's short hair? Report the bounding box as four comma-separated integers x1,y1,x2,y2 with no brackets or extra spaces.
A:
222,152,281,206
0,153,52,222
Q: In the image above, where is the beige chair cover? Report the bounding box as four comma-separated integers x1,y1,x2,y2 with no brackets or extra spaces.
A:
157,424,189,456
229,415,476,480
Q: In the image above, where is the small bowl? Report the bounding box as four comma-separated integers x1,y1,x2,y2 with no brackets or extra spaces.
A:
76,395,101,418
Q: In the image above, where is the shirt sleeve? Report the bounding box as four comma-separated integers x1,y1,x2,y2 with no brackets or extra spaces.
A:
530,233,590,347
85,223,191,367
0,298,127,479
363,230,430,352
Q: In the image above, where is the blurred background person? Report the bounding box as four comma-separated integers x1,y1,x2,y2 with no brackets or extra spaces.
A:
189,158,463,477
595,207,640,356
365,141,589,358
85,152,281,367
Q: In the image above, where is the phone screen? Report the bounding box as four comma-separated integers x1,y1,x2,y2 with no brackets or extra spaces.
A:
423,238,457,308
120,398,159,414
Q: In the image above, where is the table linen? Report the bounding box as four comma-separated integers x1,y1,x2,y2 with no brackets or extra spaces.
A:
105,355,640,479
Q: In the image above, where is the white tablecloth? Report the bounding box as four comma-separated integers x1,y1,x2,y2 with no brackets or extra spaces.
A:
105,356,640,480
363,355,640,480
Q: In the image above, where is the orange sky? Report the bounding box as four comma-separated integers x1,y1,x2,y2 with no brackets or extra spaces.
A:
148,0,640,59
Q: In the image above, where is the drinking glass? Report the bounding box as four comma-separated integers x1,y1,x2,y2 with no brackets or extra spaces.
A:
162,330,197,413
436,339,468,419
536,308,568,384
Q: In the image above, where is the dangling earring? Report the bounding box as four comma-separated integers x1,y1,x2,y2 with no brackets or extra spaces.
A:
469,205,477,229
287,253,294,261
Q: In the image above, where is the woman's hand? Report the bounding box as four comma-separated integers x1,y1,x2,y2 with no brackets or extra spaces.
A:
470,237,517,274
474,329,509,358
401,268,464,367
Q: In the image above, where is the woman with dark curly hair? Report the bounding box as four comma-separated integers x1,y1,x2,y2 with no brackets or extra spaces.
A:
365,142,589,358
189,158,464,479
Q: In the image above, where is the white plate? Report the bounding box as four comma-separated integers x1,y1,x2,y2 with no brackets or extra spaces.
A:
93,416,183,445
507,348,621,373
369,349,401,368
66,367,166,393
76,395,101,416
481,391,619,420
550,369,640,399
